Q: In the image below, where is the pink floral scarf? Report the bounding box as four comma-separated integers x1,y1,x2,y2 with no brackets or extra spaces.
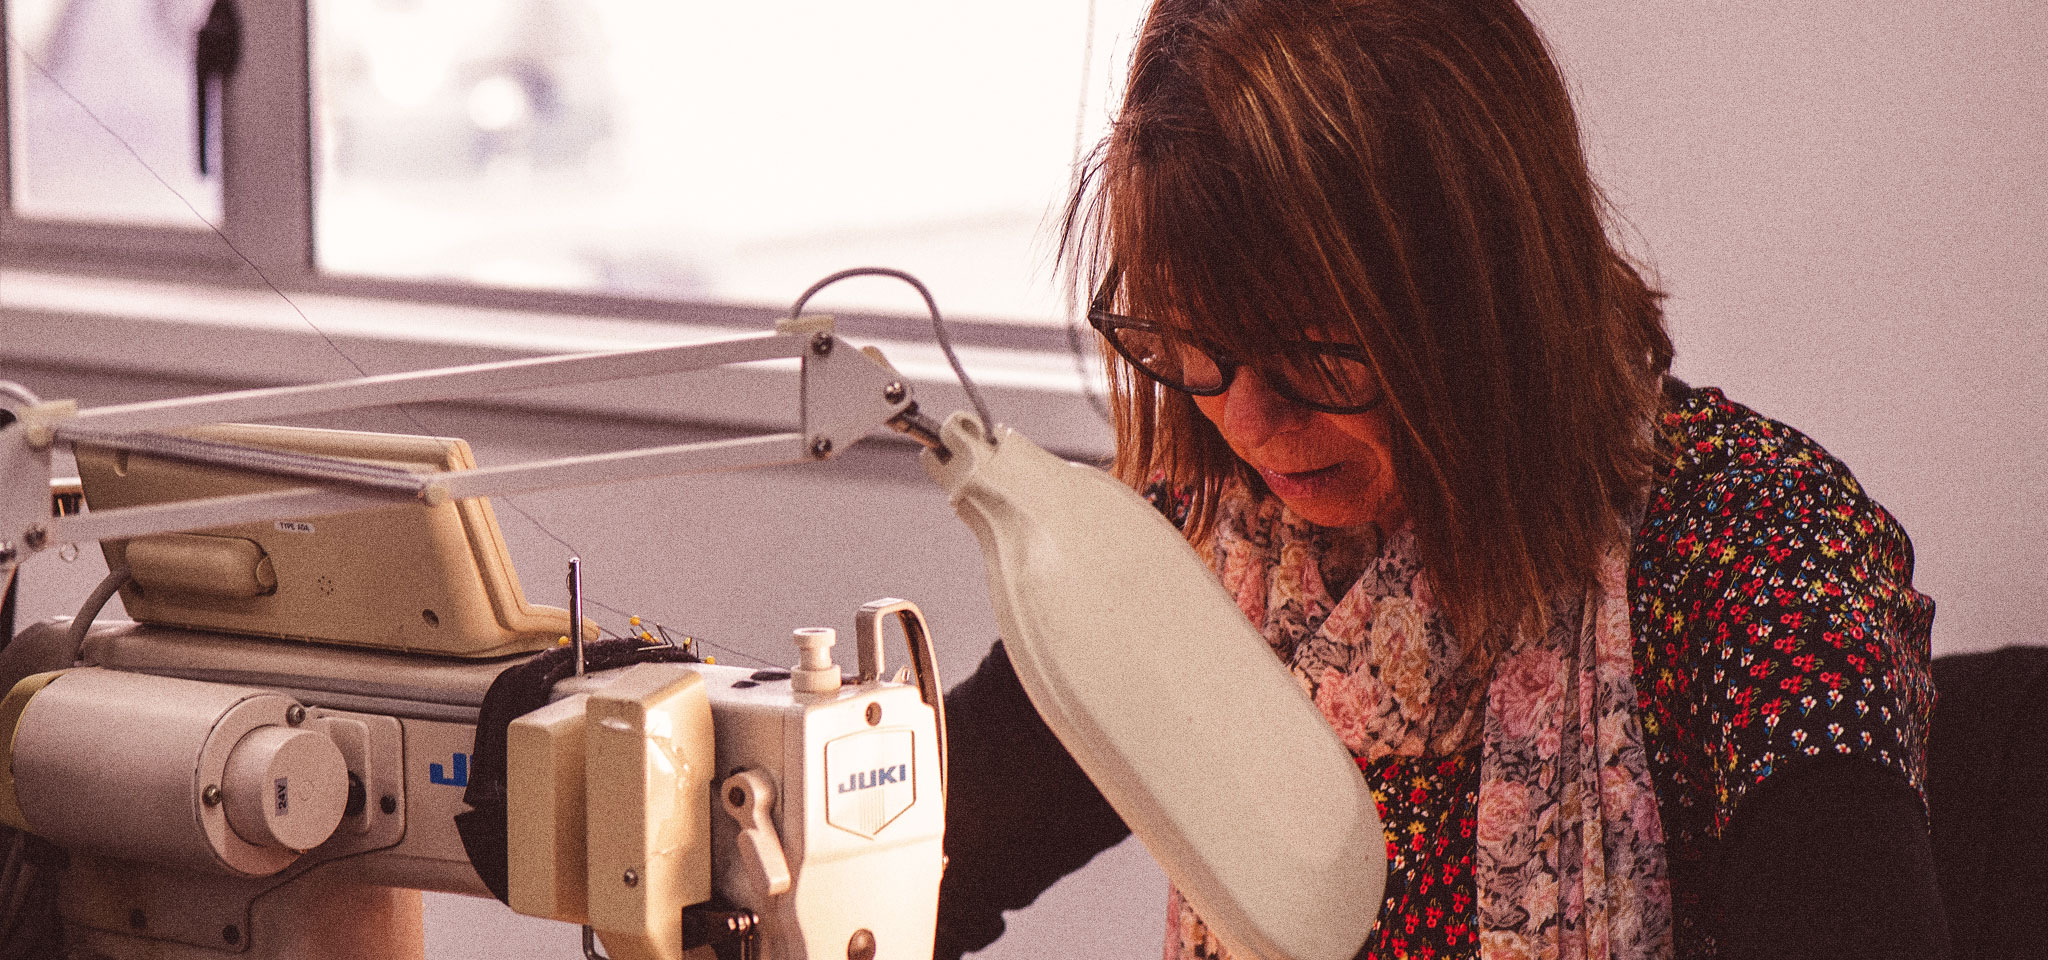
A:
1167,486,1673,960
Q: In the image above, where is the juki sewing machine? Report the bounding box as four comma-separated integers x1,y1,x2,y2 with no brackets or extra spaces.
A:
0,277,1388,960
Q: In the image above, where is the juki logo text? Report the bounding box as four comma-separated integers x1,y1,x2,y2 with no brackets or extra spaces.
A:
430,752,469,787
837,764,908,794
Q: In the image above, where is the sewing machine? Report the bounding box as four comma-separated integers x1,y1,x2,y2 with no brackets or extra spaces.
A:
0,299,1386,960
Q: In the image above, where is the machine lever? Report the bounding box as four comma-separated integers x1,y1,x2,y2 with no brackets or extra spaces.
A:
720,770,791,898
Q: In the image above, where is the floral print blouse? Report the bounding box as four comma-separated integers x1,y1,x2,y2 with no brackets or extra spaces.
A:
1146,384,1937,959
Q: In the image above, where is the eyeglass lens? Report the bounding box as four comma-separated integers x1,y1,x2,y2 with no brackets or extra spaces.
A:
1103,321,1379,411
1109,324,1226,391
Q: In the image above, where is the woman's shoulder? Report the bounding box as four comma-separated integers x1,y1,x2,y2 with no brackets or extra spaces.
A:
1630,381,1934,697
1627,380,1937,845
1635,382,1919,586
1650,382,1875,512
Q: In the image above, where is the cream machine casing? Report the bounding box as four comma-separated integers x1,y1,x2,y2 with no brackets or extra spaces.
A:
0,603,945,960
509,611,947,960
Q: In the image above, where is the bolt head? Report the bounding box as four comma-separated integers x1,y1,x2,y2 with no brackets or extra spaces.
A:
810,437,834,458
810,332,834,356
22,526,47,550
883,381,907,404
623,868,640,887
203,785,223,807
286,704,307,725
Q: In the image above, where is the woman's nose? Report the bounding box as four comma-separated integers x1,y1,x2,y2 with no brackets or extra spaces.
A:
1220,368,1310,445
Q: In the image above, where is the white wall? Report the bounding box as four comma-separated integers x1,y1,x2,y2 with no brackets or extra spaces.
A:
1534,0,2047,655
4,1,2043,958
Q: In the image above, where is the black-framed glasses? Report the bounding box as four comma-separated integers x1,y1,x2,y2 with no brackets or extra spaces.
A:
1089,308,1386,415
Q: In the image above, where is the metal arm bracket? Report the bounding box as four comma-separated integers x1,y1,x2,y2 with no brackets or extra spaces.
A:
1,322,914,565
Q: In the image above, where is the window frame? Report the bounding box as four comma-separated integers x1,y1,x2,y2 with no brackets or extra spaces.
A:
0,0,1110,456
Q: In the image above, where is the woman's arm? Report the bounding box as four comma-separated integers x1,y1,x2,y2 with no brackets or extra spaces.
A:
1632,387,1945,956
934,642,1132,959
1714,757,1949,960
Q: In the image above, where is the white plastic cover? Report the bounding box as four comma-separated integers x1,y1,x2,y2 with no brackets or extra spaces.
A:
923,413,1385,960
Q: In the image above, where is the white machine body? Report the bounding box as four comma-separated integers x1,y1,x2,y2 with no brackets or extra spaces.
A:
705,658,944,960
4,668,350,877
512,624,946,960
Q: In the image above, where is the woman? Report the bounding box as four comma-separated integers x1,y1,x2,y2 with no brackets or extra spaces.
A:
935,1,1946,958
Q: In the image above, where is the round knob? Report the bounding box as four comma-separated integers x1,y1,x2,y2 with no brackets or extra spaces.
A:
221,725,349,852
790,627,841,694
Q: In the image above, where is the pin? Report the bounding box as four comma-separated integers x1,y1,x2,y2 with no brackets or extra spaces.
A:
568,557,585,675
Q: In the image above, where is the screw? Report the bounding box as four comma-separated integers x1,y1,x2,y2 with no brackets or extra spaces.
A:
203,785,223,807
380,795,398,815
810,332,834,356
222,925,241,946
883,381,907,404
286,704,306,725
810,437,833,458
623,869,640,887
728,785,746,808
22,526,47,550
847,928,877,960
866,703,882,726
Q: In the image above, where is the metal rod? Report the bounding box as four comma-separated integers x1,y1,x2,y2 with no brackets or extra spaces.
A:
569,557,585,676
63,333,804,436
887,406,952,462
58,427,433,495
43,484,405,547
39,434,810,549
429,434,810,501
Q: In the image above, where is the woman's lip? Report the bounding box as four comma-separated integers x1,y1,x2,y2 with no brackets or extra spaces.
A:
1258,462,1343,499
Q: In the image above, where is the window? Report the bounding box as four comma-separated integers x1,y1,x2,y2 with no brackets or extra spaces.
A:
6,0,1149,328
7,0,222,226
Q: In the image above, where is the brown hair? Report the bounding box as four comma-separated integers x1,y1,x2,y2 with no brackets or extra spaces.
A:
1065,0,1673,649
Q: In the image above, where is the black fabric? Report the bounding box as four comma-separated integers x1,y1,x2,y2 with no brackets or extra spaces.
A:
1712,758,1949,960
0,829,64,960
2,409,18,652
455,638,703,904
2,566,16,657
933,642,1130,960
1924,646,2048,960
0,568,61,960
